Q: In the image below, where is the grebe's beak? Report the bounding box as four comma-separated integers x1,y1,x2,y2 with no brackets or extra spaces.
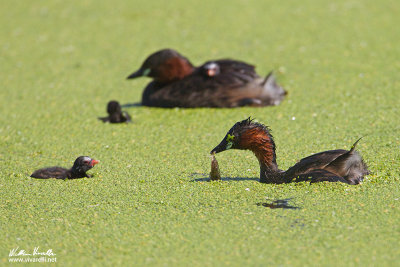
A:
127,69,143,79
90,159,100,167
210,139,228,154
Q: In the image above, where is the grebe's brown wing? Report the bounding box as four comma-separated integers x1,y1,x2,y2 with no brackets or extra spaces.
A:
30,167,68,179
284,149,348,180
291,169,349,184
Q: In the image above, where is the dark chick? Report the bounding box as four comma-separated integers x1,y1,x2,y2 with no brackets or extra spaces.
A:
99,100,131,123
127,49,286,108
30,156,99,179
210,118,369,184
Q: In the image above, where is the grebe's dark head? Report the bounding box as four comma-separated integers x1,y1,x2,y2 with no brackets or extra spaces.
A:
107,100,121,115
210,117,275,154
126,49,194,83
72,156,99,173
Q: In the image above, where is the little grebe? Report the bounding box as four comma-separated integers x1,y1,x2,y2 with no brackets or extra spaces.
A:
210,118,369,184
30,156,99,179
127,49,286,108
99,100,131,123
